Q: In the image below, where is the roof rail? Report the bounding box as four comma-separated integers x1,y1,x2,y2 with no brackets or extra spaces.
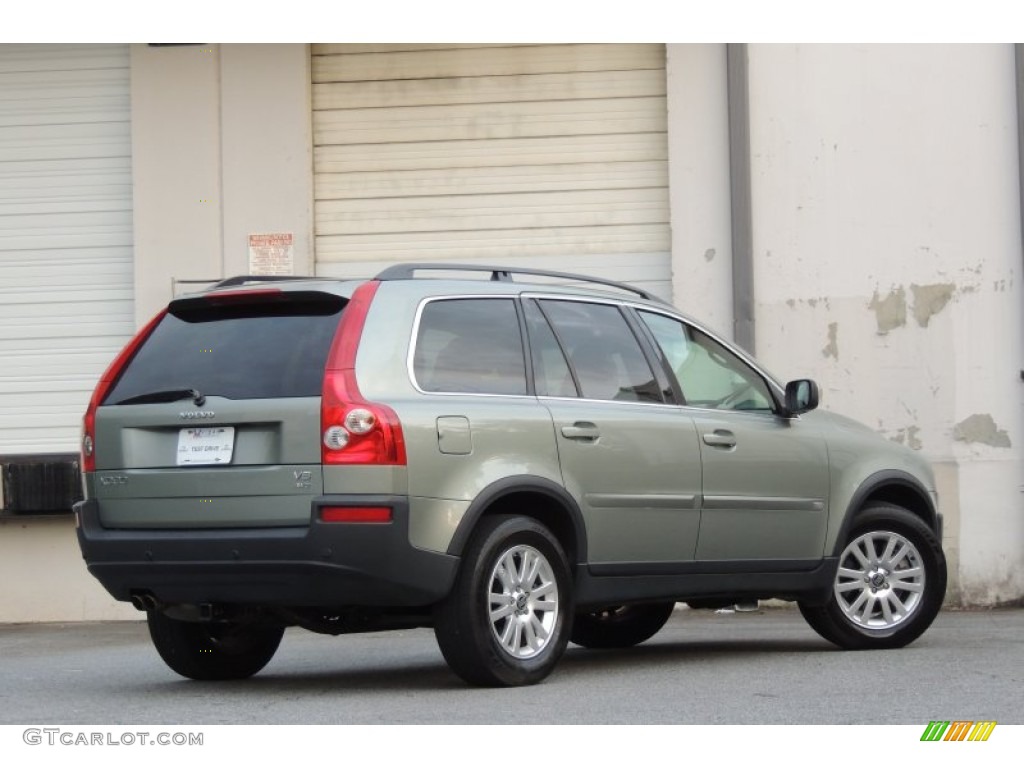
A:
373,263,666,303
211,275,319,289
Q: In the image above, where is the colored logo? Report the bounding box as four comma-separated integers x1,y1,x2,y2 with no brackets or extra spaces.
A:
920,721,997,741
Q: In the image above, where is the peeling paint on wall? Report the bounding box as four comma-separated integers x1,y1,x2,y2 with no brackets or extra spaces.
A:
866,282,961,332
910,283,955,327
784,296,834,310
898,399,918,420
889,425,923,450
868,287,907,334
958,554,1024,607
704,248,716,262
821,322,839,359
953,413,1012,447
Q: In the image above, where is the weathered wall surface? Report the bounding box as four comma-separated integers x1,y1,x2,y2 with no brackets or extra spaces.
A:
131,44,313,324
4,44,1020,624
0,45,316,624
747,44,1024,604
131,45,224,324
0,517,137,621
666,44,735,337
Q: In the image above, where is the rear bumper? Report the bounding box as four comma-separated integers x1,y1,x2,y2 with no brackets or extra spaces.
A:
75,496,458,608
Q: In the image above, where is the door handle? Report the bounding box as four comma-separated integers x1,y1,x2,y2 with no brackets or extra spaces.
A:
702,430,736,449
561,422,600,441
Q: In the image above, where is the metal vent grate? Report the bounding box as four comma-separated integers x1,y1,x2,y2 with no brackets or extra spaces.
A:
0,455,81,515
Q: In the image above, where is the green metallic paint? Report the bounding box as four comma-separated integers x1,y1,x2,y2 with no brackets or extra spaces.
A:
806,409,938,555
692,409,830,560
544,398,703,564
82,273,940,611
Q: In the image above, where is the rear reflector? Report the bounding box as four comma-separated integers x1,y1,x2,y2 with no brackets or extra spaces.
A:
320,506,393,524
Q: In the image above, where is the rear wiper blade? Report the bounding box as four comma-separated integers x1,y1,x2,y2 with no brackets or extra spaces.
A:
115,388,206,406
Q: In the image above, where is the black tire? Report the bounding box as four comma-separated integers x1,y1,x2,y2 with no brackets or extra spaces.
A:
434,515,573,687
147,610,284,680
571,603,676,649
799,503,946,650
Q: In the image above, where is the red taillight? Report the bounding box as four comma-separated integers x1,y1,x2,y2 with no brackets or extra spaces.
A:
320,506,393,523
81,309,167,473
321,369,407,465
320,281,407,466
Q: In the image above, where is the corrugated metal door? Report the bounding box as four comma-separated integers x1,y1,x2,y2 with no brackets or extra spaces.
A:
311,44,671,299
0,45,134,455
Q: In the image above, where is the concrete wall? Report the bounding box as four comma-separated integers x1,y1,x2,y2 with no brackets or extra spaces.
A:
220,45,315,281
131,45,224,324
131,44,313,324
0,45,315,624
666,44,735,340
3,43,1021,623
745,44,1023,604
0,517,137,622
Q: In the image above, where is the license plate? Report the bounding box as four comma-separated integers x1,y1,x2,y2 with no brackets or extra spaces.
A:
176,426,235,466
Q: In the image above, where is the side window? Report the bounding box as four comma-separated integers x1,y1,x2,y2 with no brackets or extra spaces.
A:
413,298,527,395
639,311,774,412
539,300,663,403
523,299,577,397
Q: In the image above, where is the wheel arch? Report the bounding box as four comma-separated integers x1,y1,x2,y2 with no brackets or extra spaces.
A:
447,476,587,567
832,470,939,557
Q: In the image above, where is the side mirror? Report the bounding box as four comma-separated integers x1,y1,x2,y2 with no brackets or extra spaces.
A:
783,379,819,417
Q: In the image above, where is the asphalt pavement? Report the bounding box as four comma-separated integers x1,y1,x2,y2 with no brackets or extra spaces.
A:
1,605,1021,725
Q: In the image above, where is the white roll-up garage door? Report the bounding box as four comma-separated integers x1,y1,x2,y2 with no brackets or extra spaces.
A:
0,45,134,455
311,44,670,299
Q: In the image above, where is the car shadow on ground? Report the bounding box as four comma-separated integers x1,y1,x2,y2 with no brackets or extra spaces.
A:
131,634,835,695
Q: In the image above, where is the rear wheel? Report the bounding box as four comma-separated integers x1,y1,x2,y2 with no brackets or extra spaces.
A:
799,503,946,650
147,610,284,680
571,603,676,649
434,515,572,686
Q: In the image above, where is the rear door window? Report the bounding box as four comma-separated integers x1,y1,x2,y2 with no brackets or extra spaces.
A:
523,299,577,398
413,298,527,395
538,300,663,403
104,293,345,404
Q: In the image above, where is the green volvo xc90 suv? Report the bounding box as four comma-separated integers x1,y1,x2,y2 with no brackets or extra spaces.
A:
75,264,946,686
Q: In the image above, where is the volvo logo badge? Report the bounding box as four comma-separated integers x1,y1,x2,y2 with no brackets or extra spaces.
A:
180,411,216,419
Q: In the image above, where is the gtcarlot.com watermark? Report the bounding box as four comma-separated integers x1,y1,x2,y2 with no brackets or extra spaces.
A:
23,728,203,747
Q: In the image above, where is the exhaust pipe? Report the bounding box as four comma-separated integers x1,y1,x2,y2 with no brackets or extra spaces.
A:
129,591,160,612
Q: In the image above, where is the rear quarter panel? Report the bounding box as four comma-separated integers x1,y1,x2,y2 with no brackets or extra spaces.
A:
353,282,563,554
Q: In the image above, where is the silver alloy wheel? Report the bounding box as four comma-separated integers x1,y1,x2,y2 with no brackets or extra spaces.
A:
487,544,560,659
835,529,925,631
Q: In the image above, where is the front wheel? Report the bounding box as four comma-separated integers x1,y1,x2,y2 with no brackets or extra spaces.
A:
571,603,676,649
799,503,946,650
434,515,572,686
147,610,284,680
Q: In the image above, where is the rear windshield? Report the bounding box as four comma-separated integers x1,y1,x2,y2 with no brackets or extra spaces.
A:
104,293,346,404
